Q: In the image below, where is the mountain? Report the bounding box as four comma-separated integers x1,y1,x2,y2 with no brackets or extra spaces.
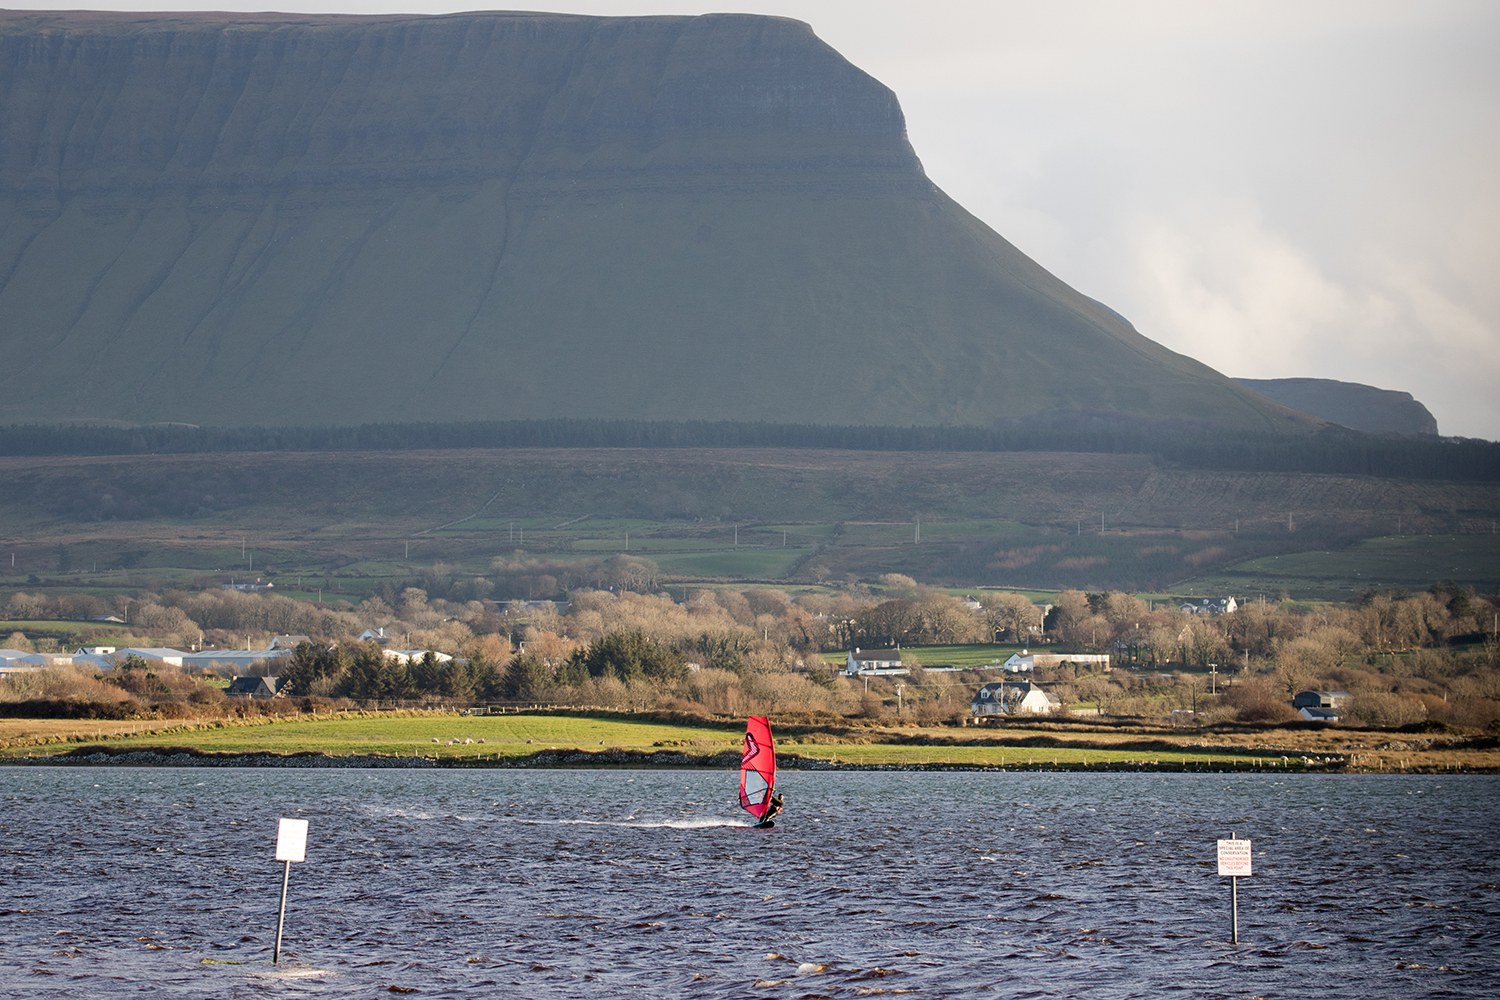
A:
1233,378,1438,436
0,11,1314,432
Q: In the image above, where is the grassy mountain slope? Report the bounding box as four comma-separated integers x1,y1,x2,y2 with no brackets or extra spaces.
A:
2,447,1497,593
0,11,1312,432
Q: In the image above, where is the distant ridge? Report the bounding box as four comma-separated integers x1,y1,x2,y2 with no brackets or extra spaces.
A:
1234,378,1439,436
1,11,1312,433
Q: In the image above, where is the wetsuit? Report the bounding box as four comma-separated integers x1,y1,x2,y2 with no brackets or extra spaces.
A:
757,793,784,826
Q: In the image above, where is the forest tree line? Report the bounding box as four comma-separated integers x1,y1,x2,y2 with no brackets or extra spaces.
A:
1,417,1494,480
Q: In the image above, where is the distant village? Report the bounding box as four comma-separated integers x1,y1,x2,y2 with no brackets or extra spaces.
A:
0,588,1363,722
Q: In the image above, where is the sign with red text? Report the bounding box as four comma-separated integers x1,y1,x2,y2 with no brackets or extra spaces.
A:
1217,838,1252,876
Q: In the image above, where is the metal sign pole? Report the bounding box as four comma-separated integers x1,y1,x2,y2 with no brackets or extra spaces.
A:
274,859,291,964
1230,832,1238,944
1231,873,1239,944
1216,831,1250,945
272,817,309,966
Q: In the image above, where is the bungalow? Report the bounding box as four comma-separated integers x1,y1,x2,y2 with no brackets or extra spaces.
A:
1000,651,1110,673
267,635,311,651
74,646,117,656
1299,707,1342,722
226,675,284,699
971,681,1061,716
222,579,274,592
844,648,909,676
358,628,391,644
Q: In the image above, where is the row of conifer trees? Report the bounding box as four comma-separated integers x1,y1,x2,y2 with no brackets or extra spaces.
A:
1,418,1494,480
279,632,690,702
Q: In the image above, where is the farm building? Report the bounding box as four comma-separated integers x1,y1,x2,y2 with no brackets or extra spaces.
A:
180,649,292,672
1000,651,1110,673
1293,691,1352,709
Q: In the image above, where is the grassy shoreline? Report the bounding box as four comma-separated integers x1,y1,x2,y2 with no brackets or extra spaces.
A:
1,709,1494,773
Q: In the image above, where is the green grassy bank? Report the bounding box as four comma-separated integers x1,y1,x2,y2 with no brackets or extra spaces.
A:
0,709,1328,769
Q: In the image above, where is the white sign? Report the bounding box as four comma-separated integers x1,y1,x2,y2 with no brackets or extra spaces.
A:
275,817,309,863
1217,838,1252,876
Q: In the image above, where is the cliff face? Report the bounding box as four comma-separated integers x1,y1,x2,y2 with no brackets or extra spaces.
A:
0,11,1310,431
1235,379,1439,436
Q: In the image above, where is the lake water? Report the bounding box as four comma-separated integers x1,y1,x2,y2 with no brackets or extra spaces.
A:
1,767,1496,998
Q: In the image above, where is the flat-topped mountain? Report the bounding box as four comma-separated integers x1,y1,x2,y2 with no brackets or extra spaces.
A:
0,11,1311,431
1234,378,1438,436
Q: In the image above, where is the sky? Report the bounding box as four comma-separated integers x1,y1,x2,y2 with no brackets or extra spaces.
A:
12,1,1499,438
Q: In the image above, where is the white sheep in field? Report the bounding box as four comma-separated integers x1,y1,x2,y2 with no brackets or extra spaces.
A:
431,738,440,743
463,738,474,744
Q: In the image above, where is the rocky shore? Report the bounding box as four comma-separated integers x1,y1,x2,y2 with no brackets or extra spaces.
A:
1,745,1352,772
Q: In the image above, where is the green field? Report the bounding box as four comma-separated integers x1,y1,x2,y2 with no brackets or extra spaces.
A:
0,619,128,637
0,713,742,761
2,447,1496,597
0,711,1288,767
1183,534,1500,601
648,550,804,578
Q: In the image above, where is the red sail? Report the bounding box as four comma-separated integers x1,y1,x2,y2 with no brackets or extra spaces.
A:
738,716,776,819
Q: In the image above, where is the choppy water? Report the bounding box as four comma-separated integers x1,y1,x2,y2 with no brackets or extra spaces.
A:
1,767,1496,998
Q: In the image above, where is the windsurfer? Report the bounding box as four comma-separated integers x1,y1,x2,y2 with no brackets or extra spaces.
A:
759,791,784,825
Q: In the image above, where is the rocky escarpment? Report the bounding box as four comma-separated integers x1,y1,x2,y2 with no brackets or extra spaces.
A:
0,11,1311,432
1234,378,1439,436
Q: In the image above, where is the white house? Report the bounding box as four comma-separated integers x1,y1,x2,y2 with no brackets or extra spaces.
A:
1000,651,1110,673
1179,597,1238,616
972,681,1061,715
844,648,908,676
267,635,311,650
